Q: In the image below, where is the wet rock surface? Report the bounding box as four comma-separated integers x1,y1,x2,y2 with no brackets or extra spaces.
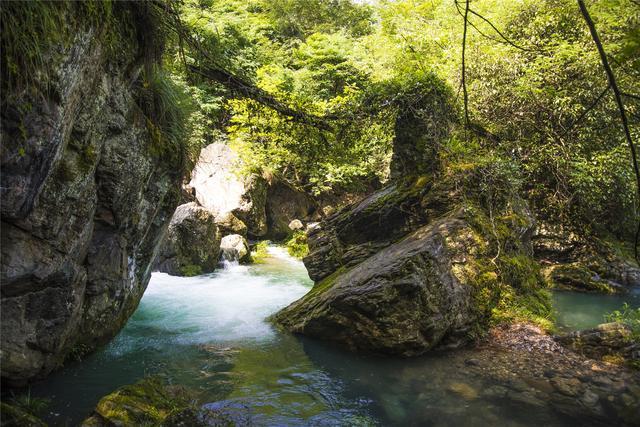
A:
219,234,250,263
265,179,318,241
273,174,542,355
155,203,221,276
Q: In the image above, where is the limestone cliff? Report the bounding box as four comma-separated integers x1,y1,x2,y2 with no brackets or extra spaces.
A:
1,3,186,385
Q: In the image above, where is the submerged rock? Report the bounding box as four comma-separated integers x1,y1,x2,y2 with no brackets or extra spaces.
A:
220,234,250,263
1,6,183,384
189,143,268,237
155,203,221,276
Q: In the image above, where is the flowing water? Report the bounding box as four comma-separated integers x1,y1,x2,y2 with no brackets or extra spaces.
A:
24,247,639,426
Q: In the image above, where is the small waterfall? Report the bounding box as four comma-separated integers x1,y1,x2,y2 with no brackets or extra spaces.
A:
219,246,241,270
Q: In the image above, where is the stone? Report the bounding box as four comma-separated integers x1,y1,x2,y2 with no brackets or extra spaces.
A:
81,377,195,426
215,211,248,238
288,219,304,231
1,10,182,385
154,203,221,276
555,322,635,365
551,377,583,397
0,402,47,427
189,143,267,237
273,212,485,355
265,179,318,241
447,382,479,400
534,221,640,290
220,234,250,263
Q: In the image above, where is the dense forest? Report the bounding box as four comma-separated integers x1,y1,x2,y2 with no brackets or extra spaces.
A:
1,0,639,426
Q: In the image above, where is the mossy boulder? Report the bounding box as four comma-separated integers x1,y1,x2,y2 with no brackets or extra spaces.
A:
155,203,221,276
273,174,551,355
0,402,47,427
556,322,639,369
533,222,640,291
542,263,621,293
81,377,194,426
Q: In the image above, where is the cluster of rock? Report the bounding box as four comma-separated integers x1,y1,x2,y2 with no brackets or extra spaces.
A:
534,222,640,292
155,142,319,275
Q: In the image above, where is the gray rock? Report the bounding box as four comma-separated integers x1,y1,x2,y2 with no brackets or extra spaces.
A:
273,211,485,356
220,234,250,263
155,203,221,276
215,211,248,238
1,15,182,384
556,322,638,363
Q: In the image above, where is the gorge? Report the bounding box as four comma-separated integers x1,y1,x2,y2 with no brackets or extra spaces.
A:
1,1,639,426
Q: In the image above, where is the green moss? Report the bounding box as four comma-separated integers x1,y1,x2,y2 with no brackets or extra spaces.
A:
0,402,47,427
251,240,270,264
85,377,196,426
180,264,202,277
66,342,92,363
544,263,617,293
286,231,309,259
303,267,347,300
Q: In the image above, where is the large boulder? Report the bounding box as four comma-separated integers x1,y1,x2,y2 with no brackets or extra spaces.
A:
273,175,546,356
0,5,183,385
155,203,221,276
265,179,318,241
189,143,267,237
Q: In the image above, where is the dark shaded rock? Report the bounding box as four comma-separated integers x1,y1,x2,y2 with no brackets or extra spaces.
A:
274,211,485,355
302,176,443,283
215,211,247,238
534,222,640,290
155,203,221,276
273,167,547,355
265,179,318,241
1,11,183,384
0,402,47,427
543,263,623,293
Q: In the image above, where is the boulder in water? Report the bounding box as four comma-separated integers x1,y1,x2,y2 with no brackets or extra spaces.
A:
273,174,548,356
220,234,251,263
215,211,248,238
155,203,221,276
189,143,268,237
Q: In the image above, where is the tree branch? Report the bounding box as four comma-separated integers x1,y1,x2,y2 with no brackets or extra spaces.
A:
577,0,640,261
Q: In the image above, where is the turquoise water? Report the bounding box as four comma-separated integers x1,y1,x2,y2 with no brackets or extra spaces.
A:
552,287,640,332
23,247,636,426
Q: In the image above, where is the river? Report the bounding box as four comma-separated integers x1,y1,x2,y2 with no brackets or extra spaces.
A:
27,246,639,426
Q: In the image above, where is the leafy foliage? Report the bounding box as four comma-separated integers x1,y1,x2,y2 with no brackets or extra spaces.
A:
606,303,640,341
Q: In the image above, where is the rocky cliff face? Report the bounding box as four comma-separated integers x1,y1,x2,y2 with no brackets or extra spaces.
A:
1,5,184,385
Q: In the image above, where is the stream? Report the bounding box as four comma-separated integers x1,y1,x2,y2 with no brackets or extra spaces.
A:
27,246,639,426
